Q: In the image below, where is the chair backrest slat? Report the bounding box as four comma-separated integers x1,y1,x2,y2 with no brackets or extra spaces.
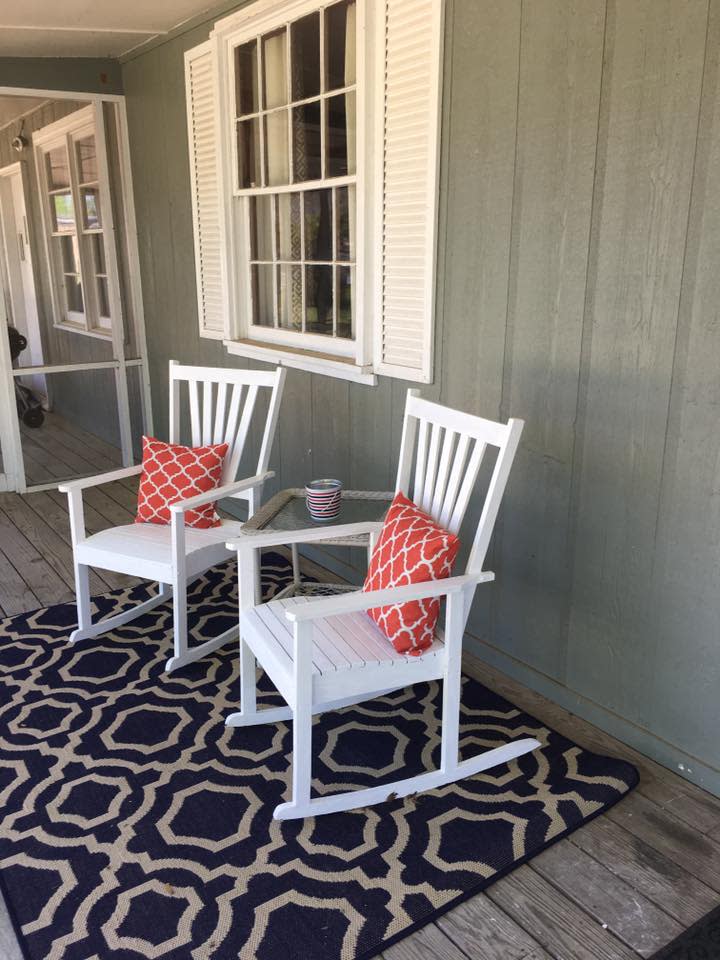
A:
395,390,523,575
430,428,457,520
448,441,485,534
213,382,228,444
224,383,244,450
188,380,201,446
226,385,258,480
202,380,213,444
167,362,287,496
421,421,443,514
438,432,470,529
413,418,429,505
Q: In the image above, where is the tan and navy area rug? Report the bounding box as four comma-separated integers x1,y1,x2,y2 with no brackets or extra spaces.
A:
0,554,638,960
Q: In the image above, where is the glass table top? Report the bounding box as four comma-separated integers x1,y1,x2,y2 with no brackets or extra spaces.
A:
252,490,393,533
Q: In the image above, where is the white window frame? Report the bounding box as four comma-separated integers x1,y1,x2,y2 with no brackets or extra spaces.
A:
33,105,117,340
212,0,380,385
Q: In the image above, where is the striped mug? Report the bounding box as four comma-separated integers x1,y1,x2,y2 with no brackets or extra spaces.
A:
305,479,342,522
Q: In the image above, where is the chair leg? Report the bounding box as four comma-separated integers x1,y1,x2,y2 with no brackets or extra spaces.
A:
291,543,301,587
240,637,257,715
69,563,92,642
291,696,312,811
164,572,188,672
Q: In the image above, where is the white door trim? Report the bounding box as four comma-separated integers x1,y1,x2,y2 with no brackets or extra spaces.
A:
0,85,152,493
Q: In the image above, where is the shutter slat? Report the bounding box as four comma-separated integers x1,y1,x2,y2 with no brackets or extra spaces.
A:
377,0,443,381
186,41,225,340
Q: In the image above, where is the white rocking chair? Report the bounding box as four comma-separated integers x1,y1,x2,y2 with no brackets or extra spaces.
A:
226,390,540,819
59,361,286,672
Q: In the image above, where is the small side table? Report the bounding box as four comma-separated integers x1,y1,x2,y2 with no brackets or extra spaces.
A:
239,487,393,600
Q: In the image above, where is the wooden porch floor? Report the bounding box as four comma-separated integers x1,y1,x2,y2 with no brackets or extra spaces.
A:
1,420,719,959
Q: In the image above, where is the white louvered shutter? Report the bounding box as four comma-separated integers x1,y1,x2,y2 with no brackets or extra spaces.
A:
375,0,444,383
185,41,224,339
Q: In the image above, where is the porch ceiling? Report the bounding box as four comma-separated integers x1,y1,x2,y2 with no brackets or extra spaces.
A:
0,0,219,59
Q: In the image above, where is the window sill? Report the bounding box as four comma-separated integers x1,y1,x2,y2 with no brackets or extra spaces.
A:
53,320,113,341
223,339,377,386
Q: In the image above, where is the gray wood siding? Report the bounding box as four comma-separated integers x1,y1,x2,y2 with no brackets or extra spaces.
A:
121,0,720,793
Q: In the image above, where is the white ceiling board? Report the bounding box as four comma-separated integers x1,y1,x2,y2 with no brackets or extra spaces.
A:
0,27,158,58
0,96,47,128
0,0,217,37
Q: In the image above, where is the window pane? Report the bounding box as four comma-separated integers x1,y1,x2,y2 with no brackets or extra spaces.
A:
277,192,302,260
58,236,80,274
64,274,83,314
251,264,275,326
250,195,273,260
76,135,98,182
263,29,288,109
292,101,321,182
52,193,75,233
237,118,261,188
236,40,259,115
305,265,333,334
46,146,70,190
336,185,355,261
337,265,353,338
91,233,106,274
82,187,101,230
290,13,320,101
278,264,303,330
326,92,355,177
304,189,332,261
264,110,289,186
326,0,356,90
97,278,110,318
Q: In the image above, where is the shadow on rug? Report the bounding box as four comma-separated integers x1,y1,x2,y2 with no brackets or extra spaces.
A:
0,553,638,960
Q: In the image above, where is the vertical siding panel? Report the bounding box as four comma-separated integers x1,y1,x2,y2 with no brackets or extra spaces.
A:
493,0,605,677
566,0,708,723
349,379,394,492
437,0,520,635
439,0,520,418
647,0,720,768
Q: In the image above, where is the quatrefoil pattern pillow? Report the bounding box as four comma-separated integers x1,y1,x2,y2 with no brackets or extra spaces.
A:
135,436,228,529
363,491,460,656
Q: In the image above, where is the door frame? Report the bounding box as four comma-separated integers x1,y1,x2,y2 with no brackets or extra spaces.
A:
0,84,153,494
0,161,46,399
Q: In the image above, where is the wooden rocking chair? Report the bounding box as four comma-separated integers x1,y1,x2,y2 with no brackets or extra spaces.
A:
226,390,540,819
59,361,286,672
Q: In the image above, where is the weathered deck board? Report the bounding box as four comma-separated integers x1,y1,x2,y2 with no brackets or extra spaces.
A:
569,816,720,927
532,838,682,957
435,893,552,959
487,865,638,960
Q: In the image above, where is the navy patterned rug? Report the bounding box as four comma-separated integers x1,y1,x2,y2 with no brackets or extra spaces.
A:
0,553,638,960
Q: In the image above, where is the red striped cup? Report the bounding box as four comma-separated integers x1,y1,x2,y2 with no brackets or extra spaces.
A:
305,479,342,522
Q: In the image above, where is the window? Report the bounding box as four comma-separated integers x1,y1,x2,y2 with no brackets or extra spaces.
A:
233,1,358,358
34,107,114,337
186,0,444,384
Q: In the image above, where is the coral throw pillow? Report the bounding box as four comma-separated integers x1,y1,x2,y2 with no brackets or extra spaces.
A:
363,491,460,656
135,436,228,529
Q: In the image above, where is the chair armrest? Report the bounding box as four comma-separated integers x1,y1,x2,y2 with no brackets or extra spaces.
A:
284,573,494,623
59,464,143,493
225,519,383,552
169,471,274,515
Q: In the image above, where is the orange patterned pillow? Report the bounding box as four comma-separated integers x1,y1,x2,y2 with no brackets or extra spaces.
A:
135,436,228,529
363,491,460,656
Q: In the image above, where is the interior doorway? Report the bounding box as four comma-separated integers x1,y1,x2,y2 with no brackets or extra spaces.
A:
0,86,152,493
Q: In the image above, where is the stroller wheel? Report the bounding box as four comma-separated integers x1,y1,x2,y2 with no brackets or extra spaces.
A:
22,407,44,428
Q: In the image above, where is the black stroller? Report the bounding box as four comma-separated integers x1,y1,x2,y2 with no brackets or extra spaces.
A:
8,325,44,428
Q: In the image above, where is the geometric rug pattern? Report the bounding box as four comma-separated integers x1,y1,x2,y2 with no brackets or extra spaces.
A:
0,554,638,960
